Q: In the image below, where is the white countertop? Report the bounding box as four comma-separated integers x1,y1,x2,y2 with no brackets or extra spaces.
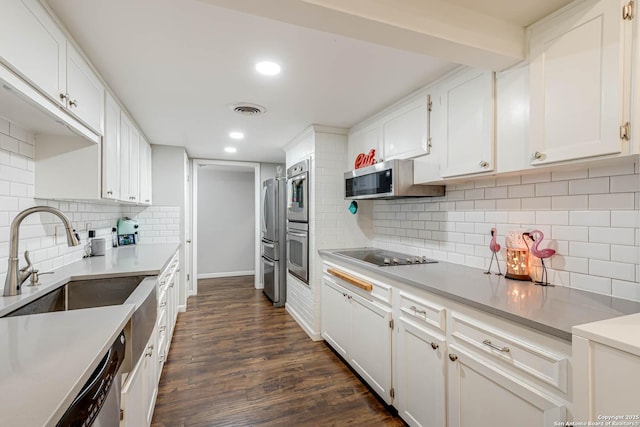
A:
572,313,640,357
0,243,180,316
0,305,134,426
0,243,179,426
320,248,640,341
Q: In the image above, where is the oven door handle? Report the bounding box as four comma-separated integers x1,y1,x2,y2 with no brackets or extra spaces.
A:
262,256,275,267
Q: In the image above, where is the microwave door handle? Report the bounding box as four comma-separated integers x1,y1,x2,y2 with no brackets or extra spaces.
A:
287,231,307,238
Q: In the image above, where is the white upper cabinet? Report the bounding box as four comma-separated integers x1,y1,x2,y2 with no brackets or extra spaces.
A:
129,125,140,203
0,0,66,105
103,92,121,200
139,136,152,205
120,112,132,202
381,96,430,160
348,123,381,169
439,68,495,178
528,0,631,165
65,43,104,134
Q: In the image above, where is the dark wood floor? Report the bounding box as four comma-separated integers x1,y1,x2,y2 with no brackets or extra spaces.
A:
151,276,406,427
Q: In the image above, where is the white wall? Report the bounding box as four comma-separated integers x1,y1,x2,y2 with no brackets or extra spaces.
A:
197,167,255,277
371,158,640,301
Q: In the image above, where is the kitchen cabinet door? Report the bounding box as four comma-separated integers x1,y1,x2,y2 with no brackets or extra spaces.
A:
0,0,66,104
122,327,158,427
529,0,630,165
347,123,381,168
446,345,565,427
396,317,446,427
139,136,152,205
65,42,104,134
439,68,495,178
120,112,132,202
103,92,120,200
129,126,140,203
381,96,430,160
321,277,350,359
349,292,393,404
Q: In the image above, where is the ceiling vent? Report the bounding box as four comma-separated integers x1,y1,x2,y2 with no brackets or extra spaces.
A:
231,103,266,116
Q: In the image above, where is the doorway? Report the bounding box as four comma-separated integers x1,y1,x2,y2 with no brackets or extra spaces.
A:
191,159,261,293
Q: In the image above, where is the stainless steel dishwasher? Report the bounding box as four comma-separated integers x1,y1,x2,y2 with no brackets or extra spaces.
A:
56,330,126,427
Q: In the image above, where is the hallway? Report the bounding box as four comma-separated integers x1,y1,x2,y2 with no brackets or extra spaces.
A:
151,276,405,426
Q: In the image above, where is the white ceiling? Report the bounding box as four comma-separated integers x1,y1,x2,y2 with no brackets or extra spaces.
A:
45,0,571,163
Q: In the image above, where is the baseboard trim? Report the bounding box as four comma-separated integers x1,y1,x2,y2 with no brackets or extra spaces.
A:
198,270,255,279
178,304,187,313
285,302,322,341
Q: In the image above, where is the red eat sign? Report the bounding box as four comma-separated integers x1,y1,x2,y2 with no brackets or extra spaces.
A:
355,149,376,169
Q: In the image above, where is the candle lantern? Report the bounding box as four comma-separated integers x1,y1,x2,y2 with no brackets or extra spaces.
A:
504,231,530,281
505,248,530,280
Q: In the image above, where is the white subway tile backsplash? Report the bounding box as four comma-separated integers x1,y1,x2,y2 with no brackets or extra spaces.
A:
570,273,612,295
589,162,635,177
569,241,610,260
552,169,588,181
610,245,639,264
474,199,496,210
497,198,521,210
0,134,20,154
569,177,609,195
465,189,484,200
611,211,639,227
508,211,536,224
521,197,551,210
535,211,568,225
552,195,588,210
485,186,508,199
610,175,640,193
508,184,535,198
589,259,636,281
522,172,551,184
590,227,635,245
589,193,635,210
0,117,9,134
612,280,640,302
570,211,610,227
496,176,521,186
552,225,589,242
551,255,589,274
535,181,568,197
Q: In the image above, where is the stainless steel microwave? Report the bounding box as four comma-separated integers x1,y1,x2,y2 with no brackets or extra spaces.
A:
344,159,445,200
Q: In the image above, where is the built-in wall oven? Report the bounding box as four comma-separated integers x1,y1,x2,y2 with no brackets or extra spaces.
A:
286,221,308,283
286,159,309,223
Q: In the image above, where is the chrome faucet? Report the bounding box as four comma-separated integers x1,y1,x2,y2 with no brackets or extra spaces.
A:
3,206,80,296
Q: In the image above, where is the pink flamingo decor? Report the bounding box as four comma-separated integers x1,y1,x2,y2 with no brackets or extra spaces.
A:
525,230,556,286
484,228,502,276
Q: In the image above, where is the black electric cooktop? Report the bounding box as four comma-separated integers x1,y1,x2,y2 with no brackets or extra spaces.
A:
336,248,438,267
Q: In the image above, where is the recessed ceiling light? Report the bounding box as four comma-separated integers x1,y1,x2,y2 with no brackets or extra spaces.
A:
255,61,281,76
224,147,237,153
229,131,244,140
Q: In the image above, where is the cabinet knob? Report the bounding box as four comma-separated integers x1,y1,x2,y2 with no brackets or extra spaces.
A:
532,151,544,160
448,354,458,362
479,161,489,168
430,342,439,350
59,93,68,101
107,190,113,195
69,99,78,108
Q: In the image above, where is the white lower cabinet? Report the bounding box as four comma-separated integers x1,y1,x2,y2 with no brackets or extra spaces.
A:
446,345,565,427
121,325,158,427
321,269,393,404
396,317,446,427
121,250,180,426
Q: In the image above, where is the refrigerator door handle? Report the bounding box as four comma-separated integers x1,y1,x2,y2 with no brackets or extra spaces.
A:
261,185,268,234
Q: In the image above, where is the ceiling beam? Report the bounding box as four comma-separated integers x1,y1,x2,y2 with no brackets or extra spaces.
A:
201,0,525,71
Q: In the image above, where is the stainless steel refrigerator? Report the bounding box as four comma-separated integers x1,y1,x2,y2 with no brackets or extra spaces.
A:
261,177,287,306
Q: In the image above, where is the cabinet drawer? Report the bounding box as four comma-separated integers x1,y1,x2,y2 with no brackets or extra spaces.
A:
450,312,568,393
323,263,392,305
399,290,446,333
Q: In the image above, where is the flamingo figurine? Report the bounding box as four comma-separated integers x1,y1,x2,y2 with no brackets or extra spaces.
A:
484,228,502,276
527,229,556,286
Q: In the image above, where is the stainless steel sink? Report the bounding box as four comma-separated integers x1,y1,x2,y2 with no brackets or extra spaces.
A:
4,275,157,372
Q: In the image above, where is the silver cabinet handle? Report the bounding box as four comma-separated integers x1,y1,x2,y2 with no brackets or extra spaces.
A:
107,190,113,195
430,342,439,350
145,344,154,357
159,325,166,332
448,354,458,362
479,161,489,168
160,301,167,307
410,305,427,315
69,99,78,108
59,93,68,101
482,339,510,353
532,151,543,160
